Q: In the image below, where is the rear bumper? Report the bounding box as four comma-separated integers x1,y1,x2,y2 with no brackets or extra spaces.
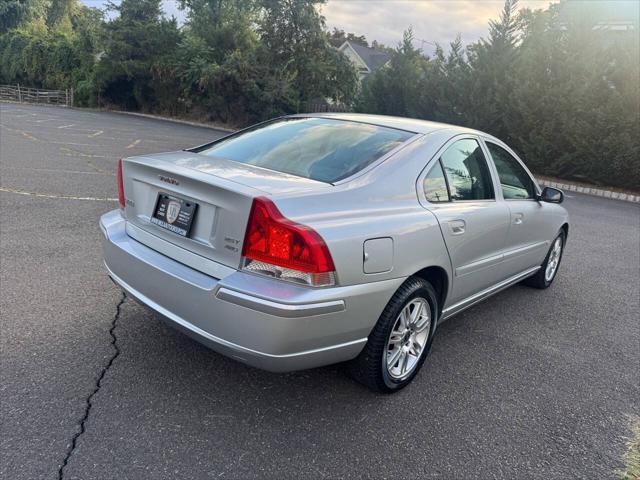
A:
100,210,402,372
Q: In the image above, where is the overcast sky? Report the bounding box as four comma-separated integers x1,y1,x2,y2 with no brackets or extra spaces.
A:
81,0,558,53
321,0,557,52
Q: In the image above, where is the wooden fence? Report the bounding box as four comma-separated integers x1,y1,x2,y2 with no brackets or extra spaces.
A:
0,84,73,106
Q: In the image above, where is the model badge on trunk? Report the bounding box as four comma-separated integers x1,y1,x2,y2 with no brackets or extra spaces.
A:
159,175,179,186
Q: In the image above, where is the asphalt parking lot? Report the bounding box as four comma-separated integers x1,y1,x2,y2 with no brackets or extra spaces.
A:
1,103,638,480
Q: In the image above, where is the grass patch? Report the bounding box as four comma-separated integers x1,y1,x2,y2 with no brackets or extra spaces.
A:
620,416,640,480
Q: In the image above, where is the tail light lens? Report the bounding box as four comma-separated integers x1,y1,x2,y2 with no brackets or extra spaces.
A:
241,197,336,287
117,159,125,209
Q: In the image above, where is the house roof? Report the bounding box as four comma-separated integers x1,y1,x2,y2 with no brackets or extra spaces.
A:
340,41,391,73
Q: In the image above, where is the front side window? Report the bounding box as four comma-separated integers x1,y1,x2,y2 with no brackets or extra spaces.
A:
423,161,450,202
486,142,535,200
439,139,494,201
193,117,414,183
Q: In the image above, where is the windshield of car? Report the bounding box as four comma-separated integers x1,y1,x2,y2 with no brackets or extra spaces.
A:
193,117,415,183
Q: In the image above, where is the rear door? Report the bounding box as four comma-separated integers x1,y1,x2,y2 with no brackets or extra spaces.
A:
419,136,511,306
482,140,552,275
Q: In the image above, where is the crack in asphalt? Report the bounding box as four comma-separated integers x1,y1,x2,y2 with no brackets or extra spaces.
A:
57,292,126,480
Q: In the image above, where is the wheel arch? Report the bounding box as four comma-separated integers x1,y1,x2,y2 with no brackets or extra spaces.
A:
411,266,449,317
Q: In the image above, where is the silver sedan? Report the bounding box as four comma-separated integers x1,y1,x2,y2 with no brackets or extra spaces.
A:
100,113,568,392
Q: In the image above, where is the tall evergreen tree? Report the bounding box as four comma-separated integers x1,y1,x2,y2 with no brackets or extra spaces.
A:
465,0,521,141
357,28,428,117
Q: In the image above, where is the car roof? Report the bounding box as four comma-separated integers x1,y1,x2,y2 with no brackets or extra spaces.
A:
290,112,479,135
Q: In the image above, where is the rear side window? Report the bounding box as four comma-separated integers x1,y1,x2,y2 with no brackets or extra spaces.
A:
423,161,450,202
440,139,494,201
486,142,535,199
193,117,414,183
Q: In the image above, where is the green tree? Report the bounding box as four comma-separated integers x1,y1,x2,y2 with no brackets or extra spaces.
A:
510,2,639,187
95,0,181,110
0,0,101,91
464,0,521,141
257,0,358,108
178,0,258,63
357,28,428,117
327,27,368,48
425,35,472,125
175,0,263,122
0,0,50,33
47,0,74,30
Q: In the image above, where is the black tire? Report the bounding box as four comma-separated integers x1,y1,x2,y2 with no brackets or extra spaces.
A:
523,230,566,289
348,277,438,393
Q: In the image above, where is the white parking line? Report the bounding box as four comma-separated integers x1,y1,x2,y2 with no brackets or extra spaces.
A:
126,139,141,149
50,141,107,147
6,166,114,176
0,187,117,202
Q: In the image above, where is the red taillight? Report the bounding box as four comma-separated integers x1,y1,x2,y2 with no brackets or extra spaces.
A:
242,197,335,286
117,159,125,209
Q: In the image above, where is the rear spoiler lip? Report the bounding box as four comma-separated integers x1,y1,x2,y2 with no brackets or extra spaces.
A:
123,152,332,196
123,154,269,196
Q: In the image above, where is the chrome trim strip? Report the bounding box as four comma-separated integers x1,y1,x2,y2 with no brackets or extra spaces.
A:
502,241,548,260
216,287,346,318
441,266,540,320
106,263,360,359
456,252,504,276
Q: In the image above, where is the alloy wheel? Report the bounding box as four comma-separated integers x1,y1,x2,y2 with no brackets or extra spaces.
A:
545,237,563,282
385,298,431,380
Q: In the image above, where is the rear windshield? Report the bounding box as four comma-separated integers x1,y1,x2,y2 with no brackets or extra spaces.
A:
193,117,415,183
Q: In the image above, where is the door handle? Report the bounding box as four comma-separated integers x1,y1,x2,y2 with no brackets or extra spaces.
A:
449,220,466,235
513,213,524,225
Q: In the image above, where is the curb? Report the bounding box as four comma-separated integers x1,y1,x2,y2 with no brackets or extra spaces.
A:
538,179,639,204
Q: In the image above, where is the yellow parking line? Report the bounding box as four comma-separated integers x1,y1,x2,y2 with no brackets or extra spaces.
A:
126,139,141,149
21,131,39,142
0,122,40,142
57,146,111,175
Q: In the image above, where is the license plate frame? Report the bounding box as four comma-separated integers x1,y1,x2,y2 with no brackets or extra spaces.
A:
150,192,198,237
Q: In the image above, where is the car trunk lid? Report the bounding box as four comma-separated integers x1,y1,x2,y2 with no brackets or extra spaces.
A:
121,151,330,272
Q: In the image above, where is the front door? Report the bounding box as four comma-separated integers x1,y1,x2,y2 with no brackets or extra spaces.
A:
483,140,553,276
421,137,511,307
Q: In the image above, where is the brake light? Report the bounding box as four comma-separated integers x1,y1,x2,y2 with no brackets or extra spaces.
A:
241,197,336,287
117,159,125,209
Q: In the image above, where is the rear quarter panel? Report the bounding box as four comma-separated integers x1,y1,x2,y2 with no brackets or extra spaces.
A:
271,134,454,300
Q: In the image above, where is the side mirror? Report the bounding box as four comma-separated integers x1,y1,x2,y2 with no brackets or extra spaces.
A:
538,186,564,203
